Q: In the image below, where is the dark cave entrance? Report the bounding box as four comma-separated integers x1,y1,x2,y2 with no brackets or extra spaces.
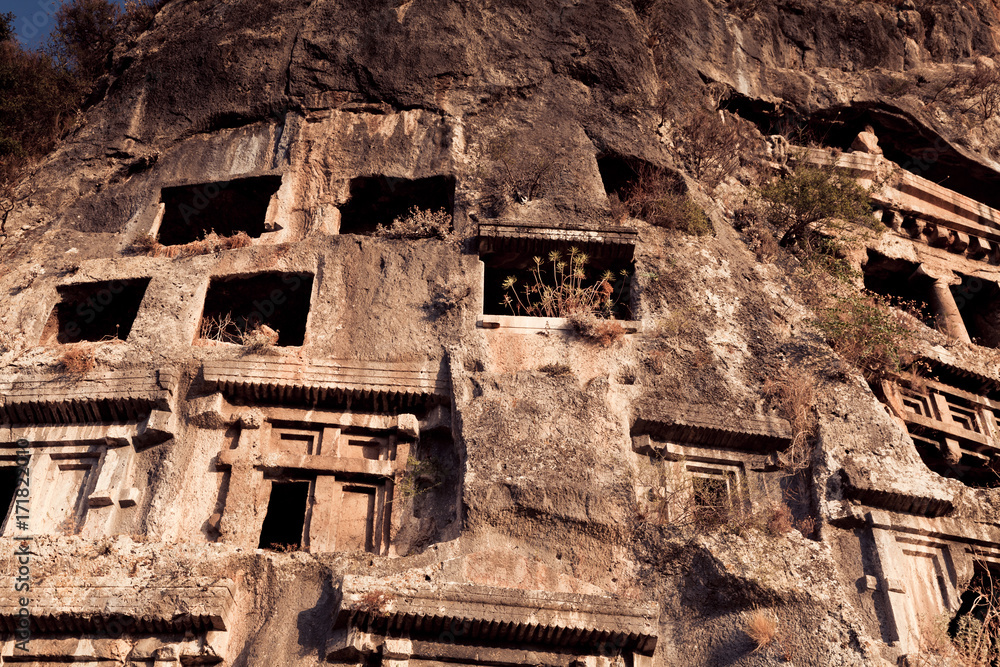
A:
199,272,313,347
158,175,282,246
862,251,936,328
45,278,151,344
258,480,310,551
338,175,455,235
719,96,1000,210
951,274,1000,349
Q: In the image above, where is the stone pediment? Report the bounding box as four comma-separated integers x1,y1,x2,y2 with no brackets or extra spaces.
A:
0,576,235,634
0,368,177,425
331,574,659,662
632,403,792,452
478,220,637,259
201,357,449,410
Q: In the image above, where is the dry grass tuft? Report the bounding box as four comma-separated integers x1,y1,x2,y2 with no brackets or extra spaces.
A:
762,370,817,472
133,231,253,258
57,346,95,376
357,590,392,616
374,207,453,240
538,363,572,377
239,325,279,352
745,607,779,652
571,314,627,347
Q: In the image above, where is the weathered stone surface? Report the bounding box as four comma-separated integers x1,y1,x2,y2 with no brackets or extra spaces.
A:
2,0,1000,664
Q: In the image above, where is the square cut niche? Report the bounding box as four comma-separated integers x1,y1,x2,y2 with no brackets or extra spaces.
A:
338,175,455,235
44,278,151,344
862,251,935,328
157,175,282,246
950,274,1000,348
482,248,634,318
597,154,680,203
198,272,313,347
258,480,310,551
663,459,748,528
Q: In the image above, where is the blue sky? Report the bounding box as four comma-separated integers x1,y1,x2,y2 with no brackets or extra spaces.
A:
4,0,129,50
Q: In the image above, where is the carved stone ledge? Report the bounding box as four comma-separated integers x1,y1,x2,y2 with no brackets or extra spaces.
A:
0,368,177,425
330,575,659,661
202,357,449,410
632,404,792,452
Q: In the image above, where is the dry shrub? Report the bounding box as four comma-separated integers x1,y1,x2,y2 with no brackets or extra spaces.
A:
58,346,95,376
239,325,278,352
135,231,253,258
745,607,779,652
966,61,1000,120
571,314,626,346
762,370,817,472
501,247,631,319
357,590,391,616
480,130,555,213
374,207,453,240
815,291,914,381
767,504,793,535
674,110,758,189
538,363,572,377
621,164,713,235
199,312,239,344
608,193,630,224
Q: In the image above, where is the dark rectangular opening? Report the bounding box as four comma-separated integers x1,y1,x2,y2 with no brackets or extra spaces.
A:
0,467,19,531
258,481,309,551
597,155,643,199
482,247,633,318
862,251,936,328
45,278,151,344
199,272,313,347
158,175,282,246
338,175,455,235
951,274,1000,348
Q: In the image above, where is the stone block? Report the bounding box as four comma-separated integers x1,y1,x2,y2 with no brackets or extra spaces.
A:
396,413,419,440
119,487,140,507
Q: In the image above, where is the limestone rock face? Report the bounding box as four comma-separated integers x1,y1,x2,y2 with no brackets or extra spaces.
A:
2,0,1000,665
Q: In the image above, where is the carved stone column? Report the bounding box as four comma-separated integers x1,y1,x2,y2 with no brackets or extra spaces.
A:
913,266,971,344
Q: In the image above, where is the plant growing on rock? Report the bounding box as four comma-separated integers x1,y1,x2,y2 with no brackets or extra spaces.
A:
620,163,714,235
374,206,453,240
501,247,631,319
762,370,818,472
58,346,95,376
481,131,554,212
758,165,879,249
815,291,914,381
745,607,779,653
673,109,757,190
397,456,445,499
131,230,252,258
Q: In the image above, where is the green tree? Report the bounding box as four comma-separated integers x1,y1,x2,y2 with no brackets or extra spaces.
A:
48,0,121,82
759,166,878,247
0,12,14,44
